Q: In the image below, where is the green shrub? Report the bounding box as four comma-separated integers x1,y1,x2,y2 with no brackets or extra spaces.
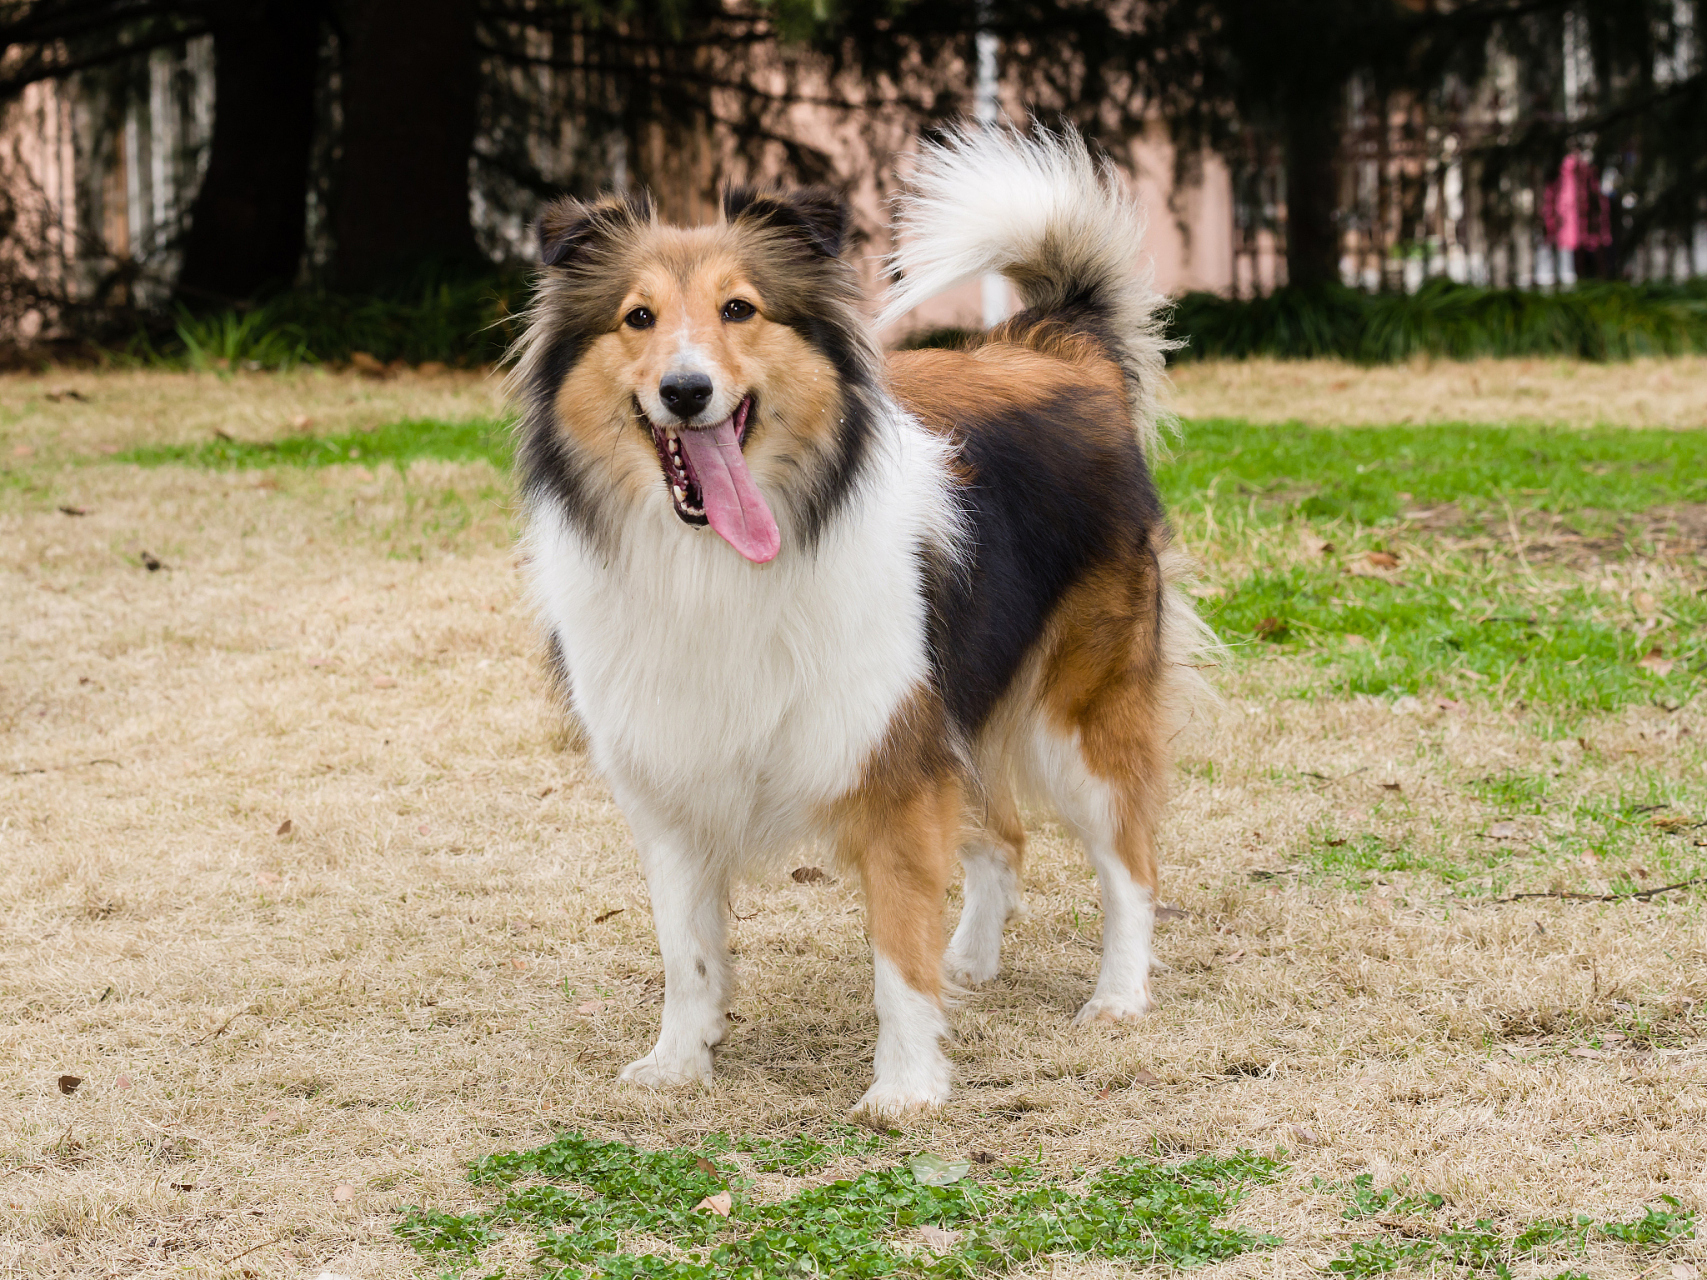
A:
1168,278,1707,363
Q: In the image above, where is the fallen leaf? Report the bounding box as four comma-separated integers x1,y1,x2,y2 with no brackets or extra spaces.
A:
1363,551,1398,569
1671,1261,1700,1280
537,785,557,798
1154,903,1189,922
291,414,313,431
972,1150,997,1164
140,550,163,571
909,1153,970,1186
1633,590,1659,616
791,866,826,883
1221,949,1246,964
1254,616,1288,641
1380,781,1403,792
1649,814,1690,832
694,1157,720,1176
1342,633,1369,647
1095,1087,1112,1099
257,1109,279,1125
694,1190,732,1216
1485,821,1522,840
57,1075,82,1095
349,351,389,378
1568,1047,1605,1060
116,1075,131,1090
57,505,88,516
1290,1124,1321,1145
1130,1069,1162,1087
919,1225,960,1253
576,999,605,1015
254,871,281,886
418,824,430,835
332,1183,355,1202
1299,531,1335,556
1637,649,1675,677
509,958,528,970
276,819,293,836
592,908,624,924
371,675,397,688
1433,696,1464,712
170,1182,196,1192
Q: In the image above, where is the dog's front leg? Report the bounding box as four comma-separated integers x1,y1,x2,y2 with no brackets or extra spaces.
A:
619,834,730,1088
843,776,959,1120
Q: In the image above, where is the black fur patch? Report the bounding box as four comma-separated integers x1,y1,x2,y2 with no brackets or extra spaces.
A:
927,386,1165,734
723,186,850,259
515,196,652,546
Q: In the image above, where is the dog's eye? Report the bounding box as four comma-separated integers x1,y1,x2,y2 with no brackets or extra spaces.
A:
623,307,655,330
721,299,756,323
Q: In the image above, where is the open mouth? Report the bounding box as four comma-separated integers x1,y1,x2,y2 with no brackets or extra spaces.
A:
648,395,754,526
641,393,778,564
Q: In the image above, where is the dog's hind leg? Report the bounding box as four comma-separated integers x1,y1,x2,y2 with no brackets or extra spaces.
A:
617,824,731,1087
1027,712,1163,1025
944,782,1026,987
840,772,960,1120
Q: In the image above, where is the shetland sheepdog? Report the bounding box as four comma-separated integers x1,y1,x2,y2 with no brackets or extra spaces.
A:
513,128,1211,1118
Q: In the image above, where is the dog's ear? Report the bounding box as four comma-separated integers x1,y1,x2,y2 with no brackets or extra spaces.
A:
536,192,651,268
723,186,850,259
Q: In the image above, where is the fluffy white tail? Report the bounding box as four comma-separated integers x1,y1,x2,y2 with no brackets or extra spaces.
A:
880,126,1173,459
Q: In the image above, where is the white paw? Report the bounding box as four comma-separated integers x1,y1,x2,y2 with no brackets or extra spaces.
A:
1072,989,1152,1025
618,1047,713,1087
943,947,1000,987
851,1076,951,1122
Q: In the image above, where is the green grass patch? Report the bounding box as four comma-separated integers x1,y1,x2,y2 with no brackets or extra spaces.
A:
1201,566,1705,712
397,1128,1283,1278
1161,420,1707,528
1317,1175,1694,1277
110,416,512,472
1168,278,1707,363
1162,418,1707,713
1302,780,1707,900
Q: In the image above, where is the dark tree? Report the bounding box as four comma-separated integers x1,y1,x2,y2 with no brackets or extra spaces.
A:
176,0,325,303
330,0,482,289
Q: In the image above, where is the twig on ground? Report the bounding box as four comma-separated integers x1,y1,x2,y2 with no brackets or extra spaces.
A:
220,1235,285,1266
1493,876,1707,904
196,1005,258,1044
1300,766,1369,784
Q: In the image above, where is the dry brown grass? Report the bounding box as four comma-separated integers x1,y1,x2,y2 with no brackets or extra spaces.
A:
1170,355,1707,429
1,367,1703,1279
0,368,506,461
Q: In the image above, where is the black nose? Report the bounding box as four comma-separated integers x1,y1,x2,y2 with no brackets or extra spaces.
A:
658,371,714,419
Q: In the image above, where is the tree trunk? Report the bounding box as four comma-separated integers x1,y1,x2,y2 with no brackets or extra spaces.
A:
1283,98,1343,289
331,0,481,291
176,2,323,305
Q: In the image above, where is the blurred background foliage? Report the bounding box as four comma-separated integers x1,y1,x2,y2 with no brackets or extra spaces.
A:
0,0,1703,366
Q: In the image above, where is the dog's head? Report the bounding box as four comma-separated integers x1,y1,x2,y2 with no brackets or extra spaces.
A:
516,187,878,564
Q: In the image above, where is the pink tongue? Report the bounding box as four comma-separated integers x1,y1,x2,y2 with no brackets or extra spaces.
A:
677,416,780,563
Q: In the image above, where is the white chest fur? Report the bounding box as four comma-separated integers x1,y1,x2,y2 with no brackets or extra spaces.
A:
524,411,957,866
